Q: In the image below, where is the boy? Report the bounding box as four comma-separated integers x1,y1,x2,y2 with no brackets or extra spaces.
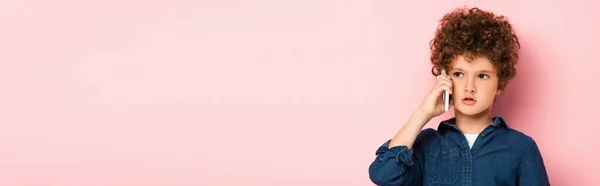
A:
368,7,550,186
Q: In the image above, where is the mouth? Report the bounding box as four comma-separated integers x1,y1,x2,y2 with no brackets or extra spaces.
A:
462,97,477,105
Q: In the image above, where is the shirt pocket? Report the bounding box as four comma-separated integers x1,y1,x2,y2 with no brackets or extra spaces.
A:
427,147,460,184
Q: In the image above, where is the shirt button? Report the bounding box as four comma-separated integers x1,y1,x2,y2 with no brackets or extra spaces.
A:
442,150,446,155
482,134,486,137
466,159,470,163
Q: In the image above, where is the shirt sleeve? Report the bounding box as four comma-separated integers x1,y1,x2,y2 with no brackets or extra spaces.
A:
517,137,550,186
368,129,429,186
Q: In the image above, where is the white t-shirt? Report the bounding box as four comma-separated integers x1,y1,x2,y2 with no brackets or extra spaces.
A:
464,134,479,149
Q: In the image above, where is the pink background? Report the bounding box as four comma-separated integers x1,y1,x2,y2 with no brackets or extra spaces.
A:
0,0,598,185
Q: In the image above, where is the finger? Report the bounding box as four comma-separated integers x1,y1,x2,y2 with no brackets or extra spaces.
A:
434,84,452,96
437,77,452,85
429,84,444,99
437,73,451,79
438,76,452,88
440,74,452,81
437,75,452,83
436,81,451,90
436,81,453,94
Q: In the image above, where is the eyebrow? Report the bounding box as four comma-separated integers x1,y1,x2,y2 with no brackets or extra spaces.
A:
451,68,495,73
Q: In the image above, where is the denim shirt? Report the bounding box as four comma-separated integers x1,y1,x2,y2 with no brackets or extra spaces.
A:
368,117,550,186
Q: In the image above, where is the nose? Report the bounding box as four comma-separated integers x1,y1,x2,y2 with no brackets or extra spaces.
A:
465,78,477,94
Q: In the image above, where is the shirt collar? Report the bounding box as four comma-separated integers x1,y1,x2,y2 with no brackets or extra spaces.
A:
439,116,509,131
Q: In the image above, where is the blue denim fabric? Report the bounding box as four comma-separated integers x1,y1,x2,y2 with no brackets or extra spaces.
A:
368,117,550,186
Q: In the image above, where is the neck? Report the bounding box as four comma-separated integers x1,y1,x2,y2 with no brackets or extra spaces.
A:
454,107,494,134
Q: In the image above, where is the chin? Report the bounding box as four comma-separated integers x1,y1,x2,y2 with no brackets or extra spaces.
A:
455,106,489,116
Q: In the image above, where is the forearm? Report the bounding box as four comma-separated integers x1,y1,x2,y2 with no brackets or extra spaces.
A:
389,109,432,149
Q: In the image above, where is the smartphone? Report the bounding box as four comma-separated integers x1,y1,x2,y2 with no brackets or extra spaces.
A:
441,69,450,112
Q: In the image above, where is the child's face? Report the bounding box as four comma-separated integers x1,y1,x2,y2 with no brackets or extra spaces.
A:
448,55,501,116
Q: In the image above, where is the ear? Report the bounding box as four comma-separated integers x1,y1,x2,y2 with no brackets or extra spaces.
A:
496,89,502,95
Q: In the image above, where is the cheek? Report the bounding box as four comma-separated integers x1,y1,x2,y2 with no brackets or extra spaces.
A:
451,80,463,90
481,85,499,98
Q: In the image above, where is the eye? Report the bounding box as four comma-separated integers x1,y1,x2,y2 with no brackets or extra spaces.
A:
478,74,489,79
453,72,463,78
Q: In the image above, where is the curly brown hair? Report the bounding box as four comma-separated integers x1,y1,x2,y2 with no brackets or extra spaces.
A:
429,7,520,90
